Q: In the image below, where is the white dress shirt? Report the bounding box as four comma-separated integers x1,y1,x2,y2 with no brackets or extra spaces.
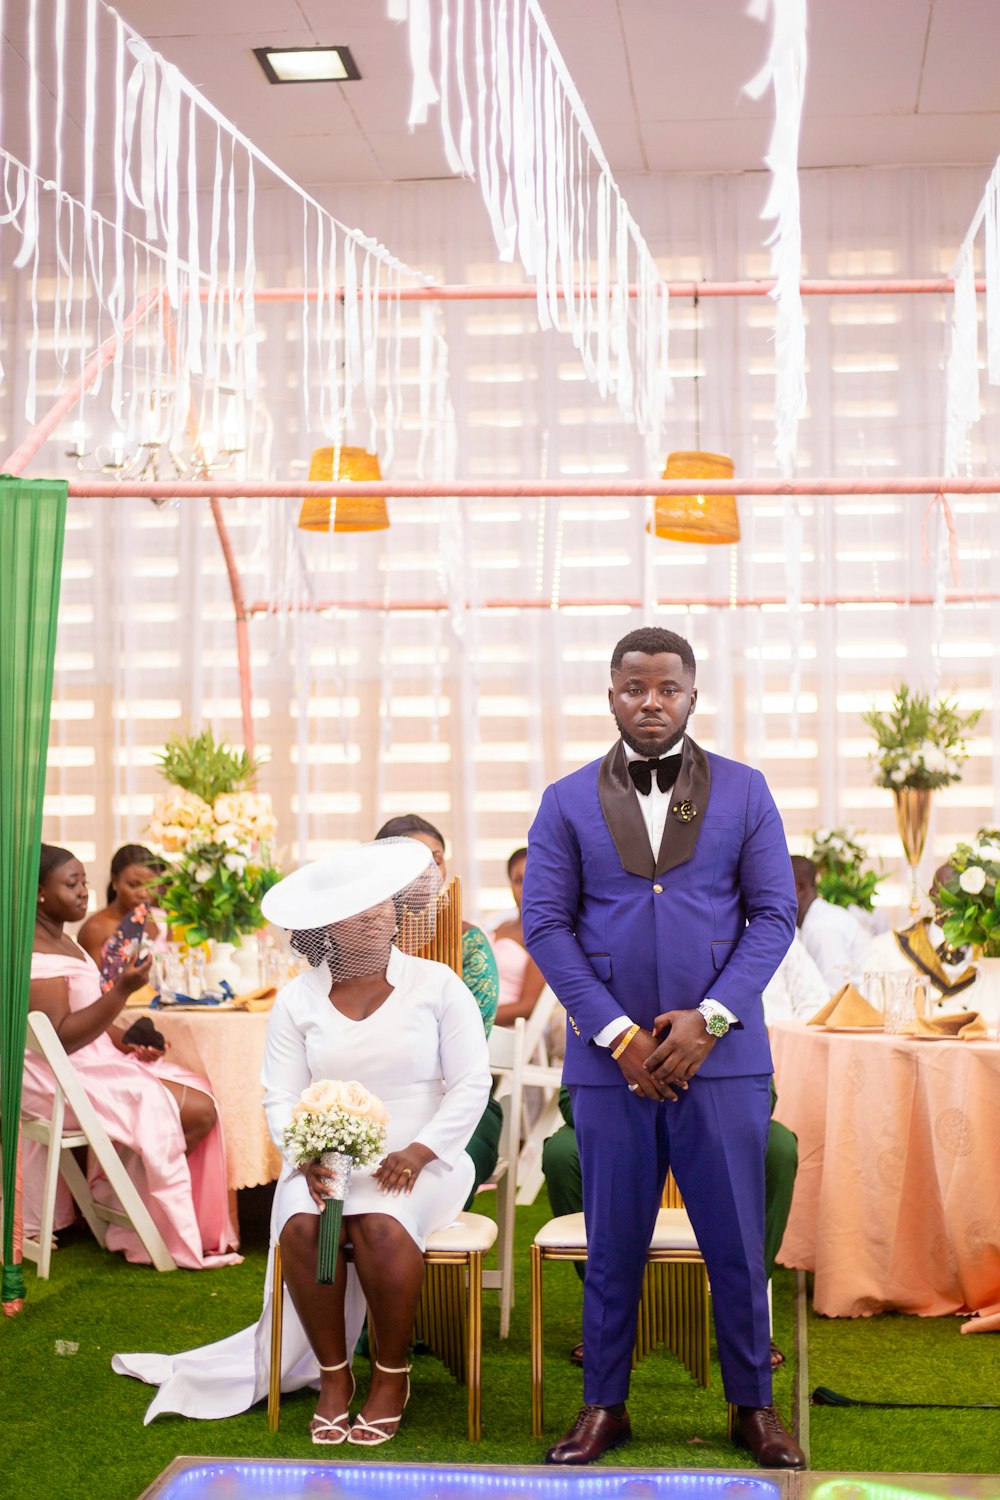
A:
761,932,829,1024
799,896,871,994
594,739,736,1049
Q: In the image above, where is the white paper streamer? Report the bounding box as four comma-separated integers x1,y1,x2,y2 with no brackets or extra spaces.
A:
745,0,808,477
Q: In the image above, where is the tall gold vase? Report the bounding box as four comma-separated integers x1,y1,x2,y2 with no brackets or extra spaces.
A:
892,788,933,917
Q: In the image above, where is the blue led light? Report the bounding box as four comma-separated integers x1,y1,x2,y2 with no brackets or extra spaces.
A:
147,1461,785,1500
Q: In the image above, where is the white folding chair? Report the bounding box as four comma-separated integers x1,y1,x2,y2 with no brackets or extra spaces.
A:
481,1015,525,1337
17,1010,176,1276
512,987,565,1206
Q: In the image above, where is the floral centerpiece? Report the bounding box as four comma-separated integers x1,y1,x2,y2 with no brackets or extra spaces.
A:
284,1080,390,1282
147,730,280,946
933,832,1000,957
861,685,979,791
808,825,885,913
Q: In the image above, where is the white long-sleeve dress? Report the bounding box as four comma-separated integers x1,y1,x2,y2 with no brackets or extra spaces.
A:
113,948,492,1422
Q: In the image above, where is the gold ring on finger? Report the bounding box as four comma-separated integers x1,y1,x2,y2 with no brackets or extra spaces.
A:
402,1167,413,1176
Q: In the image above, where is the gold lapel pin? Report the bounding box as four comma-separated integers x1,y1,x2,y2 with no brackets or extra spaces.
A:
671,799,698,824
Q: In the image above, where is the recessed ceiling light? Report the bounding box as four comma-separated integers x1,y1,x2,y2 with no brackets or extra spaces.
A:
254,46,360,84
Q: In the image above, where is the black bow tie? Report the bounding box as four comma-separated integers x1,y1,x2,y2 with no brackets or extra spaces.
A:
627,756,681,796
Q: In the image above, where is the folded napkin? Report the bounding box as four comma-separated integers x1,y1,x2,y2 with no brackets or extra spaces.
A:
900,1009,988,1041
149,992,229,1009
230,986,277,1013
124,983,158,1009
807,983,883,1029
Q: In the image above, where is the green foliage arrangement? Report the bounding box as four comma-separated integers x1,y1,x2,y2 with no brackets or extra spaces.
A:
862,684,980,791
156,729,260,805
934,830,1000,957
147,729,280,945
808,825,885,913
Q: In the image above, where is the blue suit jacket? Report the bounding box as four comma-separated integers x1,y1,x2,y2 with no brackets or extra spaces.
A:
521,737,796,1083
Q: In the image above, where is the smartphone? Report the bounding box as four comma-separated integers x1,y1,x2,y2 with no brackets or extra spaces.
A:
99,903,150,990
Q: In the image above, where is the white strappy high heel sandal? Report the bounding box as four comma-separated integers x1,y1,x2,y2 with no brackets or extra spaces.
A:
310,1358,355,1446
347,1361,411,1446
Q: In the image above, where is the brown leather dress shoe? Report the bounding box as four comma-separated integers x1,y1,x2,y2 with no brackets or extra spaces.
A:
734,1405,806,1469
545,1404,632,1465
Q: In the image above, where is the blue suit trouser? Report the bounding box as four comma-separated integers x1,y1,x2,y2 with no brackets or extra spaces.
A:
569,1073,773,1409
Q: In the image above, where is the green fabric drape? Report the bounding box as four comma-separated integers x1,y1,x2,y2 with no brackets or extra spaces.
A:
0,475,67,1306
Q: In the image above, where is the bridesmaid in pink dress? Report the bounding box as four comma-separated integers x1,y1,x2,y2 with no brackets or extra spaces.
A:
22,845,240,1270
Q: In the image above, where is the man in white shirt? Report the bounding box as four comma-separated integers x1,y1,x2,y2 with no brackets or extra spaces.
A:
791,856,870,994
761,932,829,1024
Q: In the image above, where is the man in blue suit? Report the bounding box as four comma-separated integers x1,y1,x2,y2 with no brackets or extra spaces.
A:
521,626,805,1468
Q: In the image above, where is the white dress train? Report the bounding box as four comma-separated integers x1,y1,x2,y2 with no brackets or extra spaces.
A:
113,948,492,1422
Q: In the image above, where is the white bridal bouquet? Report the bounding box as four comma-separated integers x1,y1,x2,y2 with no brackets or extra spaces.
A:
283,1080,390,1283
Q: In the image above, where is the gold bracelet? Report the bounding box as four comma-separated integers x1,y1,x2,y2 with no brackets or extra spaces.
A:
611,1022,640,1060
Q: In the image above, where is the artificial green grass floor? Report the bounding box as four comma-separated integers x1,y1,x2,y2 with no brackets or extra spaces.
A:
1,1185,995,1500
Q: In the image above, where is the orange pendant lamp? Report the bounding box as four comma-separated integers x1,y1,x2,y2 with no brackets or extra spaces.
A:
298,445,389,533
650,294,740,545
650,450,741,544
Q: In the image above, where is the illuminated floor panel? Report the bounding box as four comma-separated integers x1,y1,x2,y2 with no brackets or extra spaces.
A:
140,1463,1000,1500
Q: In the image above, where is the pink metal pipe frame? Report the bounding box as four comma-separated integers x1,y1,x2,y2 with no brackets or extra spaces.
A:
1,290,163,475
216,277,988,302
246,590,1000,614
66,476,999,499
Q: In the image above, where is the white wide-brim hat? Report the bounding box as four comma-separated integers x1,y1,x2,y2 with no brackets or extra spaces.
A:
261,838,433,930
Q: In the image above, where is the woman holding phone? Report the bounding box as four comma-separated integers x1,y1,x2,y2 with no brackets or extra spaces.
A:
77,843,167,974
22,845,240,1268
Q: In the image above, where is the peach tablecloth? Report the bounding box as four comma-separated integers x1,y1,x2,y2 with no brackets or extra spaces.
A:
143,1009,282,1192
771,1019,1000,1319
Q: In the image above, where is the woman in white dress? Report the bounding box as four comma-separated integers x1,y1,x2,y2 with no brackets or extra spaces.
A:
114,839,491,1446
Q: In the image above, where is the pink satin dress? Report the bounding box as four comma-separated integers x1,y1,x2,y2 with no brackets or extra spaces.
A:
22,950,241,1269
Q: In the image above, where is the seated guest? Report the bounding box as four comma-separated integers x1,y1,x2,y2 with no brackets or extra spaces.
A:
77,842,168,969
374,814,501,1202
114,840,491,1440
862,862,986,1015
24,844,239,1268
791,855,870,992
491,847,547,1027
761,933,829,1024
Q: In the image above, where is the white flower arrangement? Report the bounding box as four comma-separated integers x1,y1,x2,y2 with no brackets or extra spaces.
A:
936,830,1000,958
862,686,979,793
283,1079,390,1168
283,1079,390,1283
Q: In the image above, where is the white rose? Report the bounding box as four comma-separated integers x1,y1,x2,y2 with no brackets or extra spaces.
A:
920,744,947,773
959,866,987,895
194,864,212,884
815,827,831,844
223,852,247,873
977,841,1000,862
890,767,907,784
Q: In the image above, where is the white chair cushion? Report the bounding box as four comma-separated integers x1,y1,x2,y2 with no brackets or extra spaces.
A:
534,1208,699,1253
425,1211,498,1254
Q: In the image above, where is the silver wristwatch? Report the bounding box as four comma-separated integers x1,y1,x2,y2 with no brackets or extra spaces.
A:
697,1000,730,1038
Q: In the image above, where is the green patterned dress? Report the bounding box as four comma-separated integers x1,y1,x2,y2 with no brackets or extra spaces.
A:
461,925,502,1201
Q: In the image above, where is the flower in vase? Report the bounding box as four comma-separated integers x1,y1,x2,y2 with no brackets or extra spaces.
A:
959,866,987,895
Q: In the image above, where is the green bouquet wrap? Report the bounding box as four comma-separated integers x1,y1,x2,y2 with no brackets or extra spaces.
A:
283,1080,390,1284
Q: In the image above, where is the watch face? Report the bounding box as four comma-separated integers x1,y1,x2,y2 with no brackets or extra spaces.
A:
706,1014,728,1037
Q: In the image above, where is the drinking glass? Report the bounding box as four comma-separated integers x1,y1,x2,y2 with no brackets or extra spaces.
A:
862,970,886,1014
883,972,916,1034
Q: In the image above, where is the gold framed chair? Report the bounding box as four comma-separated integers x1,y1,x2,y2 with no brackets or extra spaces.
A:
529,1172,710,1437
268,876,498,1441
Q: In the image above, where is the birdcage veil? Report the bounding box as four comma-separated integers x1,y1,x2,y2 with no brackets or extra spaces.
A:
281,837,445,983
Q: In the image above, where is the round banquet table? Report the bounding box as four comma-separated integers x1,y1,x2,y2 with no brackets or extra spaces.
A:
141,1007,282,1192
770,1019,1000,1320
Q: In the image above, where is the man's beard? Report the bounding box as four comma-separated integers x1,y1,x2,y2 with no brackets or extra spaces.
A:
613,706,691,759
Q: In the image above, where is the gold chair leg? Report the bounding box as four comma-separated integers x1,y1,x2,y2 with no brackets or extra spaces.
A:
466,1252,483,1441
530,1244,544,1437
267,1244,283,1433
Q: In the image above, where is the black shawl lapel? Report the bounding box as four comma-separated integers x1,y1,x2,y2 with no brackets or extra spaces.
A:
598,741,656,879
654,737,712,877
